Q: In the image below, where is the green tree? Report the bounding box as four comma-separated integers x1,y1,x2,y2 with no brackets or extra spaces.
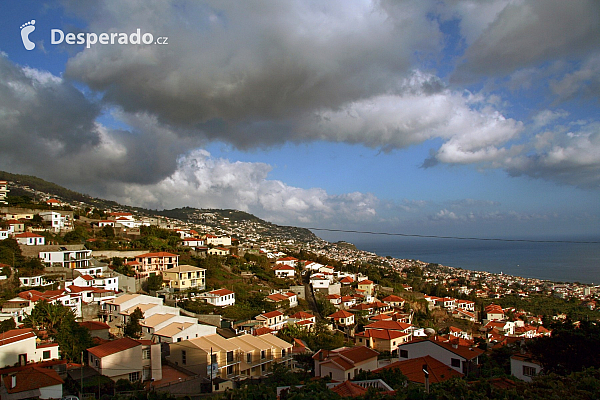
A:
147,274,164,291
54,312,93,361
124,307,143,339
527,319,600,375
0,239,24,267
23,302,70,336
99,225,115,239
63,226,90,243
0,318,16,333
22,302,92,361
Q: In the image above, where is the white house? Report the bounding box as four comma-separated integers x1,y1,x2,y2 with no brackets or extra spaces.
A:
182,238,205,247
207,247,230,256
397,338,483,375
38,212,67,232
272,264,296,278
65,274,119,293
510,353,542,382
255,311,288,331
14,232,46,246
0,365,64,399
98,220,115,227
313,346,379,382
88,337,162,382
457,300,475,312
0,230,10,240
152,319,217,344
266,291,298,308
0,328,60,368
18,274,50,288
102,294,164,324
0,180,8,205
38,246,92,269
205,234,232,246
198,289,236,307
276,257,297,267
115,217,139,228
310,275,330,290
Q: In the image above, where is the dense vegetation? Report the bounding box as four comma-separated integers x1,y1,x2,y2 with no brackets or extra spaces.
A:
22,302,93,361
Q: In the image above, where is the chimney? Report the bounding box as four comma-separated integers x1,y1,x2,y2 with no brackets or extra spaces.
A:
452,343,458,349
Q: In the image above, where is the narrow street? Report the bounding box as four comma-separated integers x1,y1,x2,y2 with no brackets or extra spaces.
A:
302,271,323,320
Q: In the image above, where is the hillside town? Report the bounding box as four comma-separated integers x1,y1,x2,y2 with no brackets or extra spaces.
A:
0,178,598,400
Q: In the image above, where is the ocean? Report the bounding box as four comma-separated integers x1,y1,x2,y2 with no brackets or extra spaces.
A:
350,236,600,284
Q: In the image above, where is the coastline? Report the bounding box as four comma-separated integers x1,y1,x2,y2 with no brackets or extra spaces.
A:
347,236,600,285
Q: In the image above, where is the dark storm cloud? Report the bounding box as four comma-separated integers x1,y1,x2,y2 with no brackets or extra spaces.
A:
0,55,198,187
452,0,600,82
63,0,443,148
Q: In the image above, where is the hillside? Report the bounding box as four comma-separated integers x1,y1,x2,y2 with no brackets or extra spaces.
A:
0,171,319,243
155,207,319,242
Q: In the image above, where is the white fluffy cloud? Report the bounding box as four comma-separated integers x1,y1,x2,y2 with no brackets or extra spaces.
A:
105,149,380,225
505,122,600,188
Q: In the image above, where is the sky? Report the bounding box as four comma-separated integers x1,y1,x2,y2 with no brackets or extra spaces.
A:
0,0,599,242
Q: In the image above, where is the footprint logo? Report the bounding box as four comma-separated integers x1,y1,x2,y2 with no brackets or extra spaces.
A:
20,20,36,50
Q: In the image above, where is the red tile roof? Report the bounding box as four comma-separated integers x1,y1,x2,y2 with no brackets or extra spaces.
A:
252,327,275,336
267,293,290,302
14,232,44,238
272,264,296,271
289,311,315,320
376,356,462,384
358,280,373,285
355,329,410,340
259,310,284,319
0,329,35,347
210,288,235,296
321,346,380,366
276,257,298,262
79,321,110,331
2,366,64,393
330,380,368,397
136,252,178,258
399,338,484,360
382,295,405,303
364,320,412,331
328,310,354,319
87,337,142,358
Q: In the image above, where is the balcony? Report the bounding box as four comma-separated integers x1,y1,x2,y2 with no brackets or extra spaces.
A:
245,355,274,368
274,354,293,364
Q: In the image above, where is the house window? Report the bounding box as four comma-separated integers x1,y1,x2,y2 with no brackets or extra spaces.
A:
400,350,408,358
227,365,234,375
143,349,151,359
282,349,286,358
451,358,461,368
181,351,187,365
211,354,218,364
43,350,51,359
523,366,537,376
247,353,252,363
261,350,266,359
129,372,140,381
227,351,234,363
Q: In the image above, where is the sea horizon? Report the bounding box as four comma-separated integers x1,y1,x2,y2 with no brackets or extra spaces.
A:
347,235,600,285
